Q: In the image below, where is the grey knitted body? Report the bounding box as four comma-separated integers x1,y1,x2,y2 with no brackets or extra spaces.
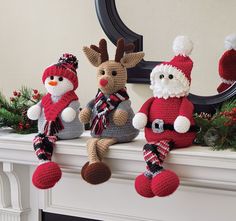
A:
37,95,84,140
87,99,139,142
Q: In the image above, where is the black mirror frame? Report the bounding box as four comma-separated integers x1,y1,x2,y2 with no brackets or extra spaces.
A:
95,0,236,114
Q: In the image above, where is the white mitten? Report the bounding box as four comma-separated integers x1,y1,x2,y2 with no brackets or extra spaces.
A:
132,113,148,129
61,107,76,123
27,105,41,120
174,116,190,133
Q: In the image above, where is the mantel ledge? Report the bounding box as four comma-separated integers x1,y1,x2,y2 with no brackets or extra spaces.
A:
0,129,236,191
0,130,235,168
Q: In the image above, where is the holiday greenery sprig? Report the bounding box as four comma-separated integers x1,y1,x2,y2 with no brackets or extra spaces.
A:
0,87,43,134
194,98,236,150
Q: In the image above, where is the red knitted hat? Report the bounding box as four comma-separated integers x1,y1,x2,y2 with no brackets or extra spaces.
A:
151,36,193,87
219,34,236,82
42,53,79,90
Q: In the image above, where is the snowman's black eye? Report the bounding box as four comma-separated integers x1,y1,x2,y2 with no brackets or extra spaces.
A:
58,77,63,81
50,76,54,80
159,74,164,79
169,74,174,79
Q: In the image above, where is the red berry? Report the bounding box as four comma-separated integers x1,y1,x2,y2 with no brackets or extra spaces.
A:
35,94,40,100
13,91,18,96
33,89,38,94
17,92,21,97
10,97,15,102
25,123,30,128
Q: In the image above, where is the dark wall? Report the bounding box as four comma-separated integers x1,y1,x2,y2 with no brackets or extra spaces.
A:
42,211,101,221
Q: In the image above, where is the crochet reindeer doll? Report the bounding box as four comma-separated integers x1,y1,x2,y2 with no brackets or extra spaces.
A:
133,36,198,198
27,54,84,189
79,38,144,184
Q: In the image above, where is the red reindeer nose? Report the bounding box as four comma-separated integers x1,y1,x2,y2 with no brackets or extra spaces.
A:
100,79,108,87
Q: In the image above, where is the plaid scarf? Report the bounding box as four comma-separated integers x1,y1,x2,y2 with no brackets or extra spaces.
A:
91,88,129,135
33,91,78,162
41,90,78,136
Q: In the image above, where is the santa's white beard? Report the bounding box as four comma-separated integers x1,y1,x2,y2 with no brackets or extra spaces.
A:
150,80,189,99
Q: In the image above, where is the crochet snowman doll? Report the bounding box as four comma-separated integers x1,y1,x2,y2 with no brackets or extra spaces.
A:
217,34,236,93
133,36,197,198
27,53,84,189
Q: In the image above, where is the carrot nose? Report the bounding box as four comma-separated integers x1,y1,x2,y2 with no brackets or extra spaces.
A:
48,81,58,86
100,79,108,87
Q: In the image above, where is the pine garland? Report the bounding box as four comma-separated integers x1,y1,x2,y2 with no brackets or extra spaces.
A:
0,87,43,134
194,98,236,150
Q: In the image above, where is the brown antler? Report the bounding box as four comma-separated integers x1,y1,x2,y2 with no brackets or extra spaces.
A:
90,39,109,63
115,38,135,62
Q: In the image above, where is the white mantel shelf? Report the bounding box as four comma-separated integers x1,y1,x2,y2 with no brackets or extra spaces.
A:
0,129,236,221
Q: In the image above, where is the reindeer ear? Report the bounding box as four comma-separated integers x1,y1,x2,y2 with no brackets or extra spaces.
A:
120,52,144,68
83,46,102,67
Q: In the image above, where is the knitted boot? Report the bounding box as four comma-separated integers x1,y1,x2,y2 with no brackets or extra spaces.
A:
32,134,62,189
151,170,179,197
135,171,154,198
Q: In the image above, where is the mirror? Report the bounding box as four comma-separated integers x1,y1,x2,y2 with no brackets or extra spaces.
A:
95,0,236,114
116,0,236,96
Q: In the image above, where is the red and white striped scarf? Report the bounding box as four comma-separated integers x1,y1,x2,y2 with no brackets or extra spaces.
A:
91,88,129,135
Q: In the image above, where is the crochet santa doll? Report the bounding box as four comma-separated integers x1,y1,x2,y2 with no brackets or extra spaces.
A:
133,36,197,198
217,34,236,93
27,53,84,189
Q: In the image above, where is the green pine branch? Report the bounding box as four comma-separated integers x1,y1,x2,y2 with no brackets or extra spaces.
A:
0,87,42,134
194,98,236,151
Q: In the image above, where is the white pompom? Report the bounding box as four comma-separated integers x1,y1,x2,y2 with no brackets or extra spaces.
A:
132,113,147,130
27,105,41,120
224,34,236,50
61,107,76,123
174,116,190,133
172,36,193,56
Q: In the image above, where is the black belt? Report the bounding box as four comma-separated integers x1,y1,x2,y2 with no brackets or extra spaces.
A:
146,119,199,133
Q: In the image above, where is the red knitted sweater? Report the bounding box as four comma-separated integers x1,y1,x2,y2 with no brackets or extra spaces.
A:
139,97,196,148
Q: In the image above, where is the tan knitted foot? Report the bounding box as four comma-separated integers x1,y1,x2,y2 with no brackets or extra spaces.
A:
96,138,117,160
87,138,100,164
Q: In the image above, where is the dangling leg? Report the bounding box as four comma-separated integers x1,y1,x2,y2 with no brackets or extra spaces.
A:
82,138,117,185
32,134,62,189
81,138,99,181
150,140,179,197
96,138,117,160
135,140,179,197
135,143,160,198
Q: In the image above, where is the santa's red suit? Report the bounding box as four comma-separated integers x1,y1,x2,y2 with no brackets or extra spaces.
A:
133,36,197,198
139,96,196,148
